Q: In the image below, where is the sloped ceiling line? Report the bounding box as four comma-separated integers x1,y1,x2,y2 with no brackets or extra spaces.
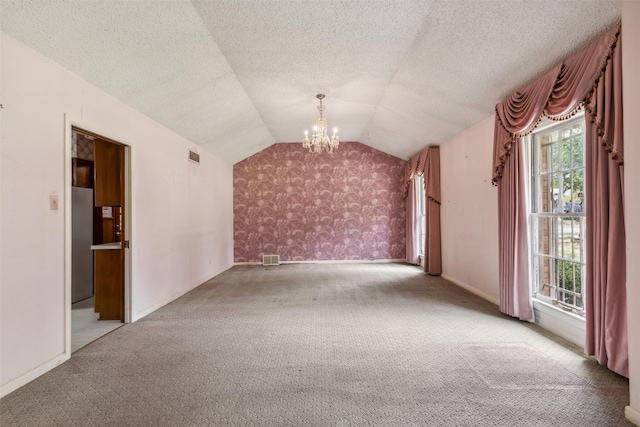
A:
0,0,622,164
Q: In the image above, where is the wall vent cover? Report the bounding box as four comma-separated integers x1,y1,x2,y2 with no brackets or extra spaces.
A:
262,255,280,266
189,150,200,163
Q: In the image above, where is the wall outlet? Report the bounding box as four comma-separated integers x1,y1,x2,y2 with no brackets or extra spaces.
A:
50,195,59,210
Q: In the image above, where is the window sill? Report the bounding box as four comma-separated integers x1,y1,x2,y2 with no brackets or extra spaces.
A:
532,299,585,348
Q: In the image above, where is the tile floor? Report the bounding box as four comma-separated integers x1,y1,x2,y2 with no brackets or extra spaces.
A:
71,297,122,353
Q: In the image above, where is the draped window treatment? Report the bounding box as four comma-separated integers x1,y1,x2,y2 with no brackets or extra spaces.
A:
405,146,441,275
492,24,627,377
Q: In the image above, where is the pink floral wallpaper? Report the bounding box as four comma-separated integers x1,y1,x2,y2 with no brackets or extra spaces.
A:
234,142,406,262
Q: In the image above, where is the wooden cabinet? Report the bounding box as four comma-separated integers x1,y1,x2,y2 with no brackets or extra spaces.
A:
94,248,123,320
94,139,124,207
72,158,94,188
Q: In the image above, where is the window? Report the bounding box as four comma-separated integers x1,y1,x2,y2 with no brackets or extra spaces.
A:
416,174,426,256
530,116,585,315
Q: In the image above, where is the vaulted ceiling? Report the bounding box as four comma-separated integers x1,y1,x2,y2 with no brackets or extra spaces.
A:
1,0,621,164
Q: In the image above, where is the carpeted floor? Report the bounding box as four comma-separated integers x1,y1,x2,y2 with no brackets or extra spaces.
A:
0,263,631,426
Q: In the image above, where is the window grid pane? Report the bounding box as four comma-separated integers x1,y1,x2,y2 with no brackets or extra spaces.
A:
531,117,585,314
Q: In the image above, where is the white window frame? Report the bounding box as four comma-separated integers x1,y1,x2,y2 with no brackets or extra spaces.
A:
416,174,426,256
526,114,587,347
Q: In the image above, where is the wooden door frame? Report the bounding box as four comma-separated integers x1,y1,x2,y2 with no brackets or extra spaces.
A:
63,114,133,357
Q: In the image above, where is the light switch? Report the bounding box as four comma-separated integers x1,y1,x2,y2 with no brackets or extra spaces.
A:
50,195,59,210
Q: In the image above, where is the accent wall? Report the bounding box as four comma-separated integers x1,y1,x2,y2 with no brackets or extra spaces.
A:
234,142,405,262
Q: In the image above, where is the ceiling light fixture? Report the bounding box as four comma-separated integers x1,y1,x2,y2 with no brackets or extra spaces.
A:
302,94,339,153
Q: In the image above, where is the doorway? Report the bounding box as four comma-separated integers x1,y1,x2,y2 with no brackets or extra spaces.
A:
69,127,131,352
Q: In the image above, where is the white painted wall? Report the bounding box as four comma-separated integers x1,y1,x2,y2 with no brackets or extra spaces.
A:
0,33,234,395
622,1,640,423
439,116,499,304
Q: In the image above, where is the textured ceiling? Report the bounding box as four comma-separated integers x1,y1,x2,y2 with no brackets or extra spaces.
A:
0,0,621,163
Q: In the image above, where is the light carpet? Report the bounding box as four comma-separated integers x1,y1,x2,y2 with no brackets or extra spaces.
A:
0,263,631,426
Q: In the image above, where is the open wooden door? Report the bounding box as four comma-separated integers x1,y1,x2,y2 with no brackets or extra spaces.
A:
93,138,125,321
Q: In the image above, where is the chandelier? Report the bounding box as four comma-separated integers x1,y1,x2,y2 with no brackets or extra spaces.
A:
302,94,339,153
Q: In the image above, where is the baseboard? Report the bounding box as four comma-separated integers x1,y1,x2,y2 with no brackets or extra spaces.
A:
132,263,233,321
234,259,407,266
626,406,640,426
0,353,69,398
282,259,406,265
1,264,233,398
441,274,500,306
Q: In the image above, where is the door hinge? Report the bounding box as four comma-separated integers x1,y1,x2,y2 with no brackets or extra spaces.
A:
124,240,130,249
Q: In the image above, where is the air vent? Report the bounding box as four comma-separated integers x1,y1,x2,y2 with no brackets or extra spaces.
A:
189,150,200,163
262,255,280,266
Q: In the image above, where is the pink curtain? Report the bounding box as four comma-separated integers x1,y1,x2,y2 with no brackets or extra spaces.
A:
495,126,532,319
422,147,441,275
405,177,420,265
584,31,627,377
492,24,627,376
404,146,442,275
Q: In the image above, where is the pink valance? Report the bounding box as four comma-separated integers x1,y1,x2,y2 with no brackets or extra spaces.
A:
404,155,420,187
404,146,441,204
492,23,622,185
